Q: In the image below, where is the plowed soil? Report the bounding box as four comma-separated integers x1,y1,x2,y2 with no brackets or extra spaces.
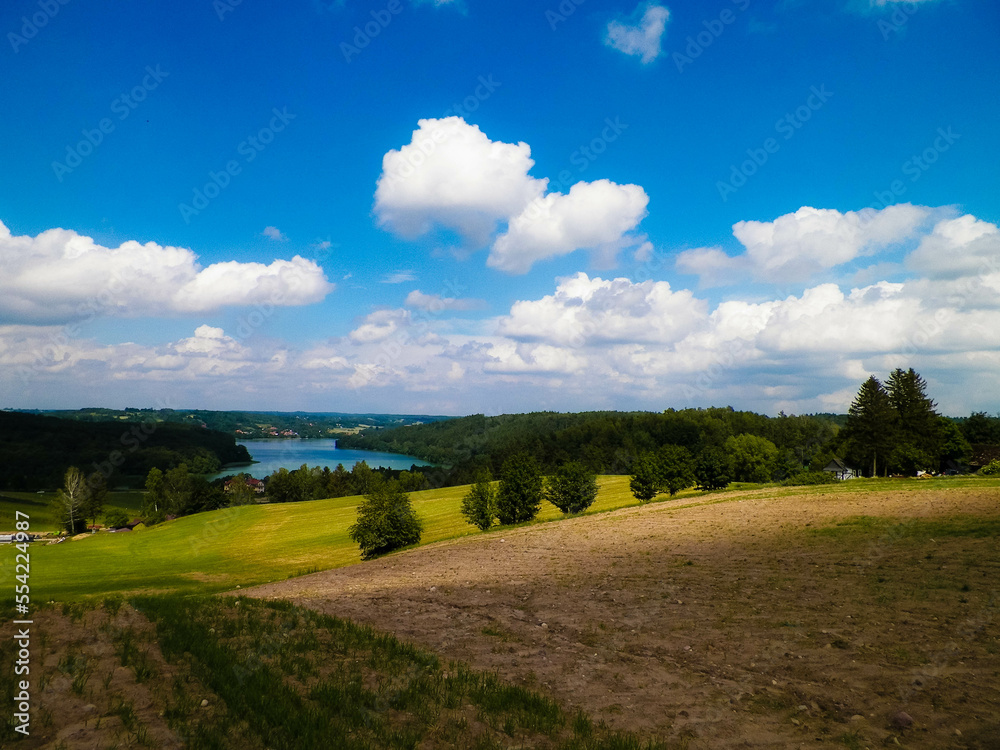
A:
242,486,1000,749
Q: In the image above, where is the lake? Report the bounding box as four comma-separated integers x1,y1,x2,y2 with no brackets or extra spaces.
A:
208,439,433,480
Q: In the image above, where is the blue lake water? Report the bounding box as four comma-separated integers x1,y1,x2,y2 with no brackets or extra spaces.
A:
208,439,433,480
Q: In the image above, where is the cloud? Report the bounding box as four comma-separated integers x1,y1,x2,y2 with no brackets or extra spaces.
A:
676,204,932,286
497,272,707,346
905,214,1000,280
262,226,287,241
349,309,411,343
375,118,651,273
381,270,416,284
489,180,650,274
404,289,485,312
6,208,1000,417
374,117,546,246
604,4,670,64
0,221,334,324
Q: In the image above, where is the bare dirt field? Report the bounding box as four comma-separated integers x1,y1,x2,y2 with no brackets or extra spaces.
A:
243,486,1000,749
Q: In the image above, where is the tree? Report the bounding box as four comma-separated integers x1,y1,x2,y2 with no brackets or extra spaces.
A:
961,412,1000,444
81,471,108,527
461,470,497,530
843,375,896,477
656,444,695,496
348,478,422,560
694,447,732,491
161,464,194,516
545,461,598,513
326,463,354,498
496,453,543,525
266,468,297,503
725,434,778,483
58,466,87,534
187,475,226,514
143,467,166,518
885,368,942,474
350,460,377,495
226,475,255,506
104,509,130,529
629,452,660,502
938,417,972,467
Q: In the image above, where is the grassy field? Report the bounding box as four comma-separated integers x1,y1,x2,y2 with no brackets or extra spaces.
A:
3,475,996,602
1,476,997,748
0,476,666,601
0,490,145,533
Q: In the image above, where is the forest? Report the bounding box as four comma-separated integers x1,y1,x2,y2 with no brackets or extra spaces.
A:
0,411,251,490
15,408,449,439
339,369,1000,483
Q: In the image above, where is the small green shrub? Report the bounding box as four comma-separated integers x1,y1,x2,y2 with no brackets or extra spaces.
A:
780,470,837,486
980,459,1000,476
104,509,131,529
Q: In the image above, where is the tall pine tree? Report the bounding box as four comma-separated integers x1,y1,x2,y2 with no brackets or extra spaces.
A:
844,375,896,477
885,368,942,474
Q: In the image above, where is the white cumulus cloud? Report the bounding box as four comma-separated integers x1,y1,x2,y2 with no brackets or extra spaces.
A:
489,180,650,274
374,118,651,273
676,204,931,286
374,117,546,246
905,214,1000,279
0,221,334,323
497,272,706,346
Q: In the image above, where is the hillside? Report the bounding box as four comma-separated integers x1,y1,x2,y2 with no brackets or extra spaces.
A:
4,477,998,747
337,408,843,474
0,411,251,490
7,476,643,601
20,407,453,439
242,481,1000,748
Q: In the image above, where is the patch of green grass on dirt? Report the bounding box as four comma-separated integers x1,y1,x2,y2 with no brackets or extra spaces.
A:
131,595,668,750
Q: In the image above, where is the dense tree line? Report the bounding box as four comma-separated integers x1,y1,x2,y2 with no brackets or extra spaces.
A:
339,407,844,486
259,461,431,503
23,408,450,440
840,368,976,476
0,411,251,490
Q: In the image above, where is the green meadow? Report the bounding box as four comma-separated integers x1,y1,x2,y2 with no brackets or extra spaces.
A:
3,475,997,602
2,476,648,601
0,490,145,533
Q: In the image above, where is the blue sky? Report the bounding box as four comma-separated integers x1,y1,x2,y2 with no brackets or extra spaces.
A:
1,0,999,416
